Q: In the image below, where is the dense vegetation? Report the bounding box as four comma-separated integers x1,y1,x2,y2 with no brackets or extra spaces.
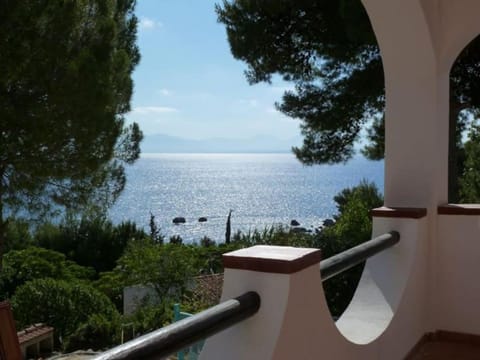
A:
0,0,143,266
0,181,381,351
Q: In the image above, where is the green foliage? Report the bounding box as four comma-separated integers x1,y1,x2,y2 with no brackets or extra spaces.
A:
149,212,164,244
106,240,197,300
230,226,315,247
64,314,121,352
169,235,183,245
36,217,148,274
123,301,173,336
460,124,480,202
318,181,383,317
200,236,216,247
361,116,385,161
0,246,94,299
4,219,34,253
0,0,142,264
94,270,125,312
327,180,383,247
12,278,120,346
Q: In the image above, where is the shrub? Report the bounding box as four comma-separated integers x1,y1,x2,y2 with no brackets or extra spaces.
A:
4,218,34,253
36,217,148,274
64,314,120,352
114,241,197,299
200,236,215,247
12,278,119,347
123,301,172,336
169,235,183,245
0,246,94,299
316,180,383,317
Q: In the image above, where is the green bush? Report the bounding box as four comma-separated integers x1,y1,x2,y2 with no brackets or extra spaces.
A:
123,301,172,336
12,278,120,347
112,241,197,300
0,246,94,299
4,218,34,253
317,180,383,317
36,217,148,274
64,313,120,352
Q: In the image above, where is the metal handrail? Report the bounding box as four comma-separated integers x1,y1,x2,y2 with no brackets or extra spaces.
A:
94,231,399,359
93,291,260,360
320,231,400,281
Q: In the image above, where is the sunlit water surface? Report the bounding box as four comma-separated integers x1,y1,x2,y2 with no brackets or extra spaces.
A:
109,153,384,243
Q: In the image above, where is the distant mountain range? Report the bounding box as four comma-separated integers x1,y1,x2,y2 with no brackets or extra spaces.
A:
141,133,303,154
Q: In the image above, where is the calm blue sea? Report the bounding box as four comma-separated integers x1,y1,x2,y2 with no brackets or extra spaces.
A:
108,153,384,243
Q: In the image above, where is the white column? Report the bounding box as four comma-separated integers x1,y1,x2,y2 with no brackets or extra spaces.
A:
362,0,449,209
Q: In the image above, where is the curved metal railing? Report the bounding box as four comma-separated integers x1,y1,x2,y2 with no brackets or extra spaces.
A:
94,231,399,359
93,291,260,360
320,231,400,281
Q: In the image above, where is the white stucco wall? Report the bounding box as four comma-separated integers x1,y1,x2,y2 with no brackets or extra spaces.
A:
435,214,480,335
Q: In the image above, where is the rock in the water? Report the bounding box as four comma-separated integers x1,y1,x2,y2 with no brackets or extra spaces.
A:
198,217,207,222
173,217,186,224
290,219,300,226
323,218,335,227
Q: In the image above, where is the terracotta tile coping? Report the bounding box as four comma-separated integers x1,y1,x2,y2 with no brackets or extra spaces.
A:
438,204,480,215
17,324,53,344
223,245,322,274
371,207,427,219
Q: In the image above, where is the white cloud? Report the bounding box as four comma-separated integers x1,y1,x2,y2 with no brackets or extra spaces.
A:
132,106,178,115
139,17,163,30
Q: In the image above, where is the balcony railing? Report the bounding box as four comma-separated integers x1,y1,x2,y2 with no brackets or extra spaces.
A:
93,291,260,360
320,231,400,281
93,231,399,360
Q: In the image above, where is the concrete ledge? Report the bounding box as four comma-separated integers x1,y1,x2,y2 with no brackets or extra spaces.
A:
371,207,427,219
223,245,322,274
438,204,480,215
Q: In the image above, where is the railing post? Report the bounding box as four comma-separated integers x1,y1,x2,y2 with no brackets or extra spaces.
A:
199,245,324,360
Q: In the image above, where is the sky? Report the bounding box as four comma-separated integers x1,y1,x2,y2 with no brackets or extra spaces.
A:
126,0,301,141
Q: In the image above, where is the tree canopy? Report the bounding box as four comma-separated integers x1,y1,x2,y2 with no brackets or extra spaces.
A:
216,0,480,201
0,0,142,263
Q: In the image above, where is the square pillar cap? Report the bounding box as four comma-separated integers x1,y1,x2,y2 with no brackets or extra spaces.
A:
223,245,321,274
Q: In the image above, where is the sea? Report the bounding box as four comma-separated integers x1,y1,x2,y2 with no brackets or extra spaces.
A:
108,153,384,243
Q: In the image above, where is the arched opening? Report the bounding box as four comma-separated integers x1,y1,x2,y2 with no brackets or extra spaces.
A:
448,34,480,203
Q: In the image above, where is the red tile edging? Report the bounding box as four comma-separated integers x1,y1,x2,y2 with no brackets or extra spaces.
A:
438,204,480,215
371,206,427,219
223,249,322,274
